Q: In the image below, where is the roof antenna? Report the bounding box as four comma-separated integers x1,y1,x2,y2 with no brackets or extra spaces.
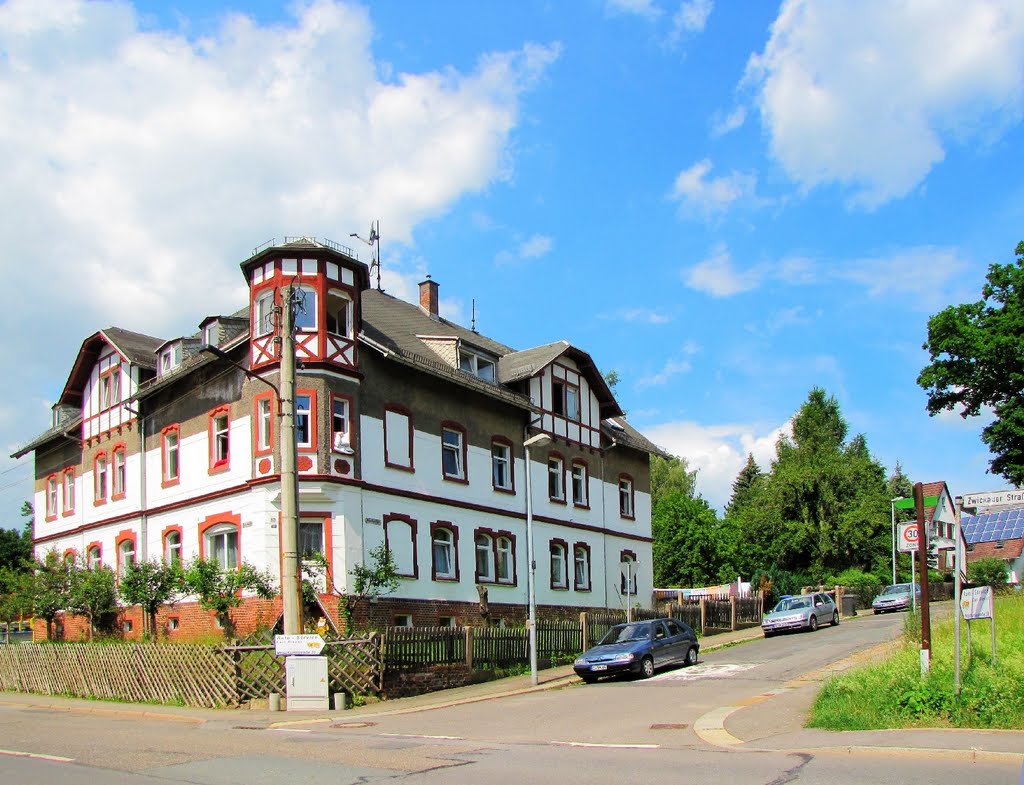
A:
472,299,477,333
350,220,383,292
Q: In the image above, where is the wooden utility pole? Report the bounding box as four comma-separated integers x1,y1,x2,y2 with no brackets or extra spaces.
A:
280,283,301,635
914,482,932,675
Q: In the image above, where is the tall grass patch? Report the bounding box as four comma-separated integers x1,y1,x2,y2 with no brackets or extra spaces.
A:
808,592,1024,730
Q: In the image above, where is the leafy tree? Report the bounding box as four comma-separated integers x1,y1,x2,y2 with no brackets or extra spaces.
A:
118,559,184,639
652,490,722,587
727,453,762,514
181,557,276,638
67,559,117,641
304,544,400,634
33,550,72,640
969,557,1009,590
650,454,697,505
728,388,892,581
887,461,915,520
0,502,34,572
0,567,35,634
918,241,1024,484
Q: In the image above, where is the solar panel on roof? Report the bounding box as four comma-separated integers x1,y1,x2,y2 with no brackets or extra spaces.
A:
963,506,1024,543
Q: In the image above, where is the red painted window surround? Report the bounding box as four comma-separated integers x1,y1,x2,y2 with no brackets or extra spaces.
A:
430,521,460,582
295,388,317,453
162,524,184,564
198,511,242,568
208,405,231,475
61,467,76,517
383,513,419,579
253,392,275,457
93,451,108,505
111,443,127,500
45,474,59,521
161,424,180,488
115,529,137,576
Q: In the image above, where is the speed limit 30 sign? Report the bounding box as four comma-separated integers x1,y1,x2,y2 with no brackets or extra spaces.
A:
897,522,921,552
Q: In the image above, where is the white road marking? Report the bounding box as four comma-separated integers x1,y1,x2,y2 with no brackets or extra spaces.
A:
551,741,659,749
646,662,760,682
270,728,312,733
0,748,75,762
380,733,465,740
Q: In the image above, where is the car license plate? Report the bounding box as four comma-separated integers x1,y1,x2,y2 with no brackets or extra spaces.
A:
591,664,608,671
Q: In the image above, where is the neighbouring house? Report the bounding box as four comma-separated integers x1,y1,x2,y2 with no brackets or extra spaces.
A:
961,503,1024,585
14,237,664,640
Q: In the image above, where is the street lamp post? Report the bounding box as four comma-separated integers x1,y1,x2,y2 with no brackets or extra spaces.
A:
523,432,552,687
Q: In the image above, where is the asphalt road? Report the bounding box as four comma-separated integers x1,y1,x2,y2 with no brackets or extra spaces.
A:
1,611,1021,785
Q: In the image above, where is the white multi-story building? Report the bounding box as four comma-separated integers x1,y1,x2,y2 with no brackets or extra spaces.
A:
15,238,663,637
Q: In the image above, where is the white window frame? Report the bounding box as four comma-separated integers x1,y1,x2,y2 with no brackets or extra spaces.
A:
164,531,182,564
574,545,590,590
433,527,455,579
257,398,272,452
295,394,312,448
205,523,239,570
571,462,587,506
332,397,351,451
298,519,325,558
294,285,318,331
459,348,496,382
619,477,634,518
496,536,513,584
326,290,352,337
63,469,75,512
476,533,495,582
46,476,58,518
118,539,136,577
548,456,564,500
95,455,107,501
212,413,230,466
550,542,567,588
491,441,512,490
441,427,465,480
255,289,275,337
87,545,101,569
113,449,126,497
163,430,179,482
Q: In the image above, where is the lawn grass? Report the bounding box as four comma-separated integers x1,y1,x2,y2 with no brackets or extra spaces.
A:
808,591,1024,730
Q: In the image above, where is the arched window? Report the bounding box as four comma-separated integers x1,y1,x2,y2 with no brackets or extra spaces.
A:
204,523,239,570
574,544,591,591
254,288,276,337
550,541,567,589
117,536,136,576
475,532,494,582
164,530,182,564
432,525,457,580
384,515,417,578
86,544,102,568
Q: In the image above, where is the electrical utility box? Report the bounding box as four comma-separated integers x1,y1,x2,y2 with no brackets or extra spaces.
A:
285,655,329,711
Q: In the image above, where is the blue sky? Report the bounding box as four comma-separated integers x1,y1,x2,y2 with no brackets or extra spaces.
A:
2,0,1023,522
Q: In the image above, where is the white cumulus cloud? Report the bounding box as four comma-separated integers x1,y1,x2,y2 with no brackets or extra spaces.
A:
745,0,1024,207
671,158,756,217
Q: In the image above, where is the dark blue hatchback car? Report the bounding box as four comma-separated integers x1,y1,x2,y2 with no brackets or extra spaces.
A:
573,618,699,683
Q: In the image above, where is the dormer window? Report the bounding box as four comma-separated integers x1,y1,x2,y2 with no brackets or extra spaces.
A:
160,344,181,375
460,348,496,383
326,290,352,337
203,323,217,347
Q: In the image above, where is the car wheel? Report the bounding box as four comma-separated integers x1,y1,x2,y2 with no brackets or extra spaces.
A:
763,630,774,638
808,615,818,632
831,610,839,626
640,656,655,679
581,674,597,684
684,646,698,666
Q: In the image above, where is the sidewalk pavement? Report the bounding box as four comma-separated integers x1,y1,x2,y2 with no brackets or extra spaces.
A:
2,621,1021,764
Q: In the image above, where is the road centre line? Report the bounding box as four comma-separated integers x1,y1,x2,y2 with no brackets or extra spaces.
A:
0,748,75,762
551,741,660,749
380,733,465,740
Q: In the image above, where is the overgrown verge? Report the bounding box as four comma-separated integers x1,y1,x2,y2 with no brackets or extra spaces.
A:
808,592,1024,730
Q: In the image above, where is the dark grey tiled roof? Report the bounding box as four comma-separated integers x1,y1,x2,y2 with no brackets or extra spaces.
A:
102,327,166,369
11,413,82,459
603,417,670,458
499,342,568,384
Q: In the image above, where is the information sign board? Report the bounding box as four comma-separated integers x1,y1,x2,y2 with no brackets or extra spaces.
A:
960,586,994,621
274,633,326,656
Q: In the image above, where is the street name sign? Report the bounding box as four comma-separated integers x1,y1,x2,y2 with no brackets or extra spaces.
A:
962,489,1024,509
274,633,326,656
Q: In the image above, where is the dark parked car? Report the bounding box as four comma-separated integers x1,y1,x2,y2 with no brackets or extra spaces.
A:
573,618,699,683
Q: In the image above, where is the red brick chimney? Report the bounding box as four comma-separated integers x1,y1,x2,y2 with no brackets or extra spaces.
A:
419,276,439,317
